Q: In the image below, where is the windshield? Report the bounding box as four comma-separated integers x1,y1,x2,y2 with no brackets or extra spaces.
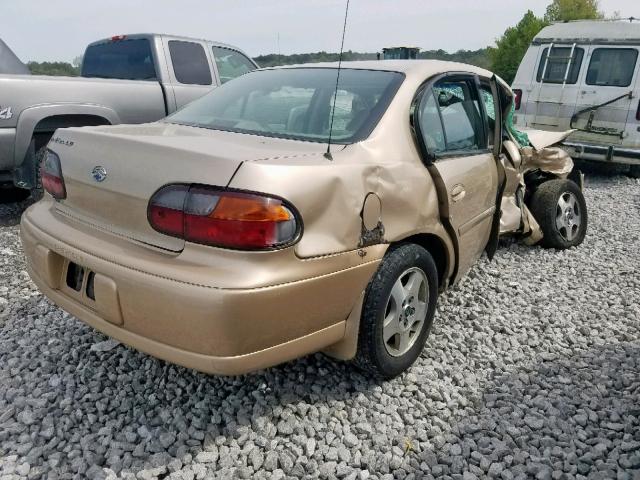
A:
166,68,404,144
82,39,156,80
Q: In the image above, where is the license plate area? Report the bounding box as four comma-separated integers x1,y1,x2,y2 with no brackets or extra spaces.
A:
65,261,95,300
60,259,123,326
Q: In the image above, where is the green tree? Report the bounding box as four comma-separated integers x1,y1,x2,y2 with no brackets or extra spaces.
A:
488,10,549,84
544,0,603,22
27,61,79,76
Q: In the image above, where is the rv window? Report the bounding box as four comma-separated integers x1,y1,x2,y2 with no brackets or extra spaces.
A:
586,48,638,87
536,47,584,84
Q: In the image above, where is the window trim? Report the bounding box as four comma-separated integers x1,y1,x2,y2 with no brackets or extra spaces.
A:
167,40,213,86
535,46,585,85
585,47,639,88
412,72,491,165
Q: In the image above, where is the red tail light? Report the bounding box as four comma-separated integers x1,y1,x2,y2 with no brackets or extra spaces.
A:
513,89,522,111
41,150,66,200
111,35,127,42
148,185,301,250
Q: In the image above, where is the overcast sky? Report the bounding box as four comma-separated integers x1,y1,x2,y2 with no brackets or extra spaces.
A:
2,0,634,63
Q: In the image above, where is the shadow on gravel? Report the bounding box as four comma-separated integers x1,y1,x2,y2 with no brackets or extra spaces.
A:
416,342,640,479
0,186,33,227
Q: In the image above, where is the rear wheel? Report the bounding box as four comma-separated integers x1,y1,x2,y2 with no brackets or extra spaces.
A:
353,244,438,379
530,179,587,249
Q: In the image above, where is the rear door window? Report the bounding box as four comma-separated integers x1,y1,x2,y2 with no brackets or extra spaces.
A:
168,41,212,85
536,47,584,84
432,80,485,152
586,48,638,87
211,47,255,84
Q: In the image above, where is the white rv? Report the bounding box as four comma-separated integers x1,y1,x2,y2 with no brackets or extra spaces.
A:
512,20,640,176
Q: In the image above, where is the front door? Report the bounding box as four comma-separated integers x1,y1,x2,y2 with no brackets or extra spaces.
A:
571,46,639,146
414,74,498,279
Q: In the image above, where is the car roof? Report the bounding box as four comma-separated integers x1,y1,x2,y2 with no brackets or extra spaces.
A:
533,20,640,45
86,33,243,52
265,59,495,80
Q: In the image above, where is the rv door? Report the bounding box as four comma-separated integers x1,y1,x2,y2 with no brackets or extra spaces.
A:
570,46,639,145
528,44,585,131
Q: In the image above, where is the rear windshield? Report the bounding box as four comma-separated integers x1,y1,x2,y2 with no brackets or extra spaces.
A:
82,39,156,80
166,68,404,144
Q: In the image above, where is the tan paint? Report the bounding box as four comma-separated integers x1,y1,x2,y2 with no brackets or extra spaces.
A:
21,60,577,374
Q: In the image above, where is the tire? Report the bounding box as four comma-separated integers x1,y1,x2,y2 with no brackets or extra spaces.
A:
529,179,587,249
353,243,438,379
629,165,640,179
28,146,46,201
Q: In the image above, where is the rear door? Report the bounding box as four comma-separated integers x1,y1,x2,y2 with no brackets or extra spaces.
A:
571,46,639,145
414,74,498,279
163,38,216,109
527,44,585,130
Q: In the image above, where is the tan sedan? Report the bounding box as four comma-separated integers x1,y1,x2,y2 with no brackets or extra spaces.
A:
21,61,587,378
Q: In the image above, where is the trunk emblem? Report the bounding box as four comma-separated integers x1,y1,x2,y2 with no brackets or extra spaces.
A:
91,166,107,182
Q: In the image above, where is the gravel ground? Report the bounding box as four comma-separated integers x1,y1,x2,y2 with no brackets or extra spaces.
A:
0,174,639,480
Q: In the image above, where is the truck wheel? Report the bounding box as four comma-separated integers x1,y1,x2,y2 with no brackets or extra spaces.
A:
29,146,46,201
629,165,640,179
530,179,587,249
353,244,438,379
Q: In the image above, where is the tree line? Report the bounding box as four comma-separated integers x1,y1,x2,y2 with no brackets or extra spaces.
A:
26,0,606,85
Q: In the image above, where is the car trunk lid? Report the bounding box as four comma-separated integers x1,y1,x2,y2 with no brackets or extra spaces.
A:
51,123,323,252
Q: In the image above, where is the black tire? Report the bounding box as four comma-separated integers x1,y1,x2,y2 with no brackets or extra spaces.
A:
629,165,640,179
29,146,46,201
529,179,587,249
353,243,438,379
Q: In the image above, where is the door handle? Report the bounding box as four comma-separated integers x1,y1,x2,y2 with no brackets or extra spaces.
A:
451,184,466,202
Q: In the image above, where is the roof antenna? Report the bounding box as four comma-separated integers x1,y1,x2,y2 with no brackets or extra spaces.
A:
324,0,351,161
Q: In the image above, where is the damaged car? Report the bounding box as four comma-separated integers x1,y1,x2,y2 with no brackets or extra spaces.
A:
20,61,587,379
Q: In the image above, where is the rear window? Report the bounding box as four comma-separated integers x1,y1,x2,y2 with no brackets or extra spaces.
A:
586,48,638,87
82,39,156,80
536,47,584,84
167,68,404,144
168,41,212,86
211,46,255,84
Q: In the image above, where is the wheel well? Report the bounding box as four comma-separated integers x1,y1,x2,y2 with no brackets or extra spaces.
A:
392,233,449,286
32,114,111,150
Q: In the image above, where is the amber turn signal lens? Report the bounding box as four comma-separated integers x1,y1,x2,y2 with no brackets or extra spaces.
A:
211,195,292,222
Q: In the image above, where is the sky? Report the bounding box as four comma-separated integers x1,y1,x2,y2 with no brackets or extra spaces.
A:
2,0,635,63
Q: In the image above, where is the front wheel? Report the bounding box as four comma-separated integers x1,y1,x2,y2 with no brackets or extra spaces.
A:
352,244,438,379
529,179,587,249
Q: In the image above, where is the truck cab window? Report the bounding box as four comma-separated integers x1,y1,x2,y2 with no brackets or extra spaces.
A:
168,41,212,86
536,47,584,84
586,48,638,87
82,39,156,80
211,47,255,84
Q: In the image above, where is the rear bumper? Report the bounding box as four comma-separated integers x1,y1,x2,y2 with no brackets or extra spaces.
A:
20,201,383,375
562,142,640,166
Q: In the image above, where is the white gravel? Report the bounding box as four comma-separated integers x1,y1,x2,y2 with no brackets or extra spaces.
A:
1,174,639,480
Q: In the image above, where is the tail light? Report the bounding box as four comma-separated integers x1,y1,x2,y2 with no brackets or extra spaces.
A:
41,150,66,200
513,89,522,111
148,185,301,250
636,99,640,120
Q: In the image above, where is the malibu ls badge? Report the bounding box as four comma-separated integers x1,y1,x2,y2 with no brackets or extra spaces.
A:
91,166,107,183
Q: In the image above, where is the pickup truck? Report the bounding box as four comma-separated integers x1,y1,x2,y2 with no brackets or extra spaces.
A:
0,33,257,194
